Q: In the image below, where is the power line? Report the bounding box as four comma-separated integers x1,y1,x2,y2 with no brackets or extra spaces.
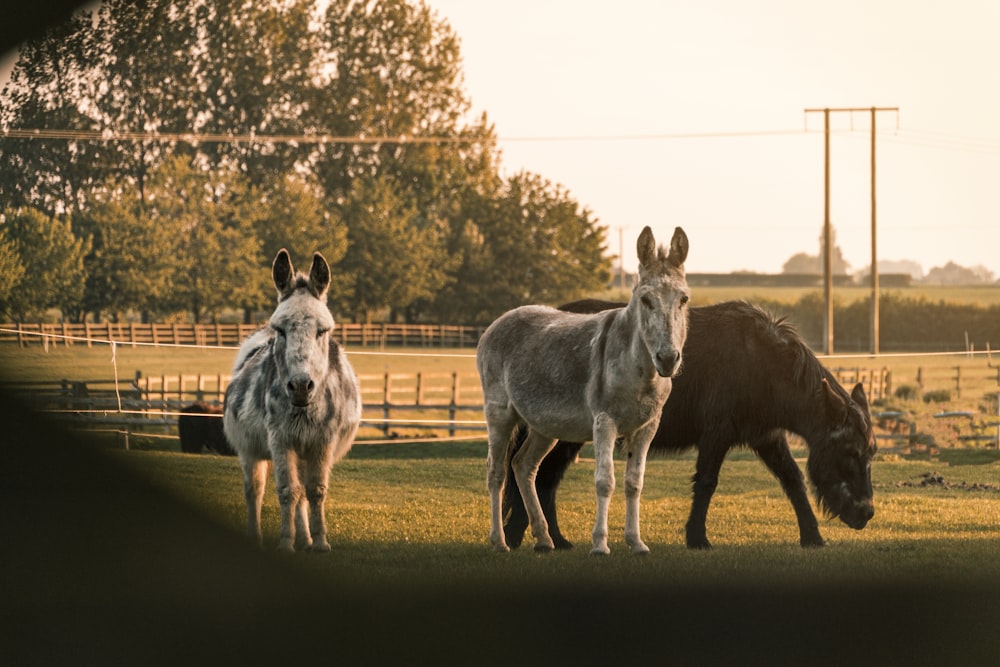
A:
0,127,816,144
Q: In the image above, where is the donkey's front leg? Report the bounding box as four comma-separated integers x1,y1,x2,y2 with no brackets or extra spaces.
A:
623,419,658,555
304,456,334,552
240,458,270,548
271,443,304,553
590,415,618,556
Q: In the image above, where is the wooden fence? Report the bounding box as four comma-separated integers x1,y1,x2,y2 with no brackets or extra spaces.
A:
829,367,891,402
0,371,486,444
0,322,486,349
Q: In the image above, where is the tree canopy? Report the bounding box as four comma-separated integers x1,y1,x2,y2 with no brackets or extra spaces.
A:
0,0,610,323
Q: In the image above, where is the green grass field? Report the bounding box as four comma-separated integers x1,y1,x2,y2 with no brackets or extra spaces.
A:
109,437,1000,588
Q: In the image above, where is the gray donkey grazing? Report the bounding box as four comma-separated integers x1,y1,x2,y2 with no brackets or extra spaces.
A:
477,226,690,555
224,249,361,552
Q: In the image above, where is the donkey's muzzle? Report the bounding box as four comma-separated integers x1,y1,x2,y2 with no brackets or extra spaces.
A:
287,376,316,407
840,500,875,530
654,350,681,378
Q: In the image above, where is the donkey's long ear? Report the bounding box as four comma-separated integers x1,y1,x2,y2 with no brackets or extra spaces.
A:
309,252,331,300
636,226,657,269
850,382,870,412
272,249,294,298
664,226,688,269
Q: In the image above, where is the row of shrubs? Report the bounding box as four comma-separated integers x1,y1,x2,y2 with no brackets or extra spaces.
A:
755,292,1000,352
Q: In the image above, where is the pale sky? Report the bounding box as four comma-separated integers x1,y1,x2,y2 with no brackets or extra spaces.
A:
4,1,1000,277
426,0,1000,276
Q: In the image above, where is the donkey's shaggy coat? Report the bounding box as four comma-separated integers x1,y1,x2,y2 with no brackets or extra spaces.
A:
224,250,361,552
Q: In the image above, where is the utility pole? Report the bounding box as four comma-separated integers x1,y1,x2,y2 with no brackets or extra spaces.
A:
804,106,899,356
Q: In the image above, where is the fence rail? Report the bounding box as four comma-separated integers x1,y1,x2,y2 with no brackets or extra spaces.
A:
0,322,486,348
0,370,487,444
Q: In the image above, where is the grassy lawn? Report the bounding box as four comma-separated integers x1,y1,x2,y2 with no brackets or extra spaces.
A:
107,436,1000,589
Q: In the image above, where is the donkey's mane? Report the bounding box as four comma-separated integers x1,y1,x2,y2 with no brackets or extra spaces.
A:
741,300,846,401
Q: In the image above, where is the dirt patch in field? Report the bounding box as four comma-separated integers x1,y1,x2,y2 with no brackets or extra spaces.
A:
895,471,1000,492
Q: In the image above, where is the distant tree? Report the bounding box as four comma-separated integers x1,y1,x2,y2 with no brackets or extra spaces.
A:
782,252,820,274
0,208,90,321
923,261,995,285
855,259,924,281
782,225,851,275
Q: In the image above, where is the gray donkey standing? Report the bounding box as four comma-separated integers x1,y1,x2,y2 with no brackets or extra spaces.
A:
224,249,361,552
477,226,690,555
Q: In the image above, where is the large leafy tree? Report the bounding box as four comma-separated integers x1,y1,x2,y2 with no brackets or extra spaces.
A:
337,173,456,322
139,156,262,322
0,12,104,215
0,0,611,324
0,237,25,300
75,184,182,322
0,208,90,321
437,172,611,324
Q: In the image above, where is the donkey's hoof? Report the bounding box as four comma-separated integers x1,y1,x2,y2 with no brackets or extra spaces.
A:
493,543,511,553
628,541,650,555
553,536,574,550
308,540,331,553
533,543,554,553
589,545,611,557
276,542,296,554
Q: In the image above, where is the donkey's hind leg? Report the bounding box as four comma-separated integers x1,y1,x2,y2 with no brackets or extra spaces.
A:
241,458,270,548
510,429,559,552
484,401,519,552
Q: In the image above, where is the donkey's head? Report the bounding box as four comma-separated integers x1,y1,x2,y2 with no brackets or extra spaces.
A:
632,226,690,378
807,380,877,530
268,249,336,408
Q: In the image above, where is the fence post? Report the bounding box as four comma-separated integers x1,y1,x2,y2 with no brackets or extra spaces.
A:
381,373,391,436
955,366,962,399
449,372,459,438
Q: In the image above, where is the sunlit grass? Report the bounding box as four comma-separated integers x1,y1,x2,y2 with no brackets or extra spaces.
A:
111,441,1000,590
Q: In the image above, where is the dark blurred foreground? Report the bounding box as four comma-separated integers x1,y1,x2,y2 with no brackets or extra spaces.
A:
1,387,998,666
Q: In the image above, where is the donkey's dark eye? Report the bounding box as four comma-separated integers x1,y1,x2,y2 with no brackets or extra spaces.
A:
680,295,690,306
641,295,654,309
317,327,329,338
273,326,286,338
